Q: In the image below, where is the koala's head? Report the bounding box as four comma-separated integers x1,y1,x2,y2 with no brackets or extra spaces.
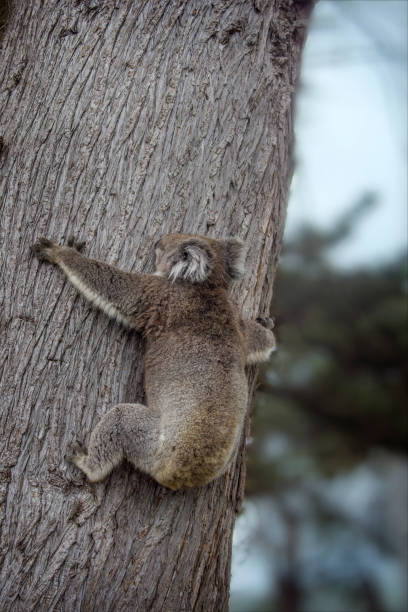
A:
154,233,246,286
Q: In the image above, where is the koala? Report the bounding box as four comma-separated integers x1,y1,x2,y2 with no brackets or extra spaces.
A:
32,233,276,490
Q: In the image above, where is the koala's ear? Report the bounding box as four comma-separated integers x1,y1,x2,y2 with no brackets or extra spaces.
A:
169,240,213,283
223,238,246,280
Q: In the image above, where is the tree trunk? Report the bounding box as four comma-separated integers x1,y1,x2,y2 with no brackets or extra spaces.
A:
0,1,313,610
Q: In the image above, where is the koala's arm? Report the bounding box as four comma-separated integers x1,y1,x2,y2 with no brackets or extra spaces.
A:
241,317,276,364
31,238,157,330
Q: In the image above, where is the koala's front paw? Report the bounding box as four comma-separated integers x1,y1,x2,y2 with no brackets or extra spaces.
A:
31,238,59,263
256,316,275,330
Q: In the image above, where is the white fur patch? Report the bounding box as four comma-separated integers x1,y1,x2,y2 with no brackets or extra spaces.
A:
169,261,188,282
246,346,276,364
169,245,211,283
59,262,130,327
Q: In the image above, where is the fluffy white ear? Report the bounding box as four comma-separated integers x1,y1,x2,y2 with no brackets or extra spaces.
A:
224,238,246,280
169,240,213,283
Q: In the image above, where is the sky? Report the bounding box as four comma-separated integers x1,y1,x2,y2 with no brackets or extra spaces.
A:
286,0,407,268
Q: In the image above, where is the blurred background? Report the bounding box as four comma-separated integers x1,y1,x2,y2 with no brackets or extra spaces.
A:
230,2,407,611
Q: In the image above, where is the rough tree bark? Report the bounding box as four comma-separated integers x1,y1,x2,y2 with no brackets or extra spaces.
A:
0,1,313,610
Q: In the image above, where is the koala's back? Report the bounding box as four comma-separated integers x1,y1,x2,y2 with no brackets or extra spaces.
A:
142,283,248,489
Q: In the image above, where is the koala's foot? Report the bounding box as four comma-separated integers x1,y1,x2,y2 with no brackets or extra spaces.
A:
31,238,59,263
256,316,275,330
66,439,116,483
66,439,88,466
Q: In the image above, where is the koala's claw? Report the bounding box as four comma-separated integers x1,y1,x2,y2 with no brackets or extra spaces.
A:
31,238,57,262
67,236,86,252
256,316,275,330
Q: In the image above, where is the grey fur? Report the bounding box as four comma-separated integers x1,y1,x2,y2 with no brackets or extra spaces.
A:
32,233,276,490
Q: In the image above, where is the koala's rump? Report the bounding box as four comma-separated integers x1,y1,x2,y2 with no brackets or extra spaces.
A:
144,335,247,489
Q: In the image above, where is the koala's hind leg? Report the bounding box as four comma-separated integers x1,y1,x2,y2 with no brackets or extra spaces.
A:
69,403,159,482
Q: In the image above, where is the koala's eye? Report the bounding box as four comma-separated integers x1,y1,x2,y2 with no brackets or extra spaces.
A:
182,249,189,261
